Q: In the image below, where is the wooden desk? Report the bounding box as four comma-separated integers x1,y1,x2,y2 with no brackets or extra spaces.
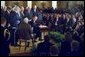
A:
39,25,48,39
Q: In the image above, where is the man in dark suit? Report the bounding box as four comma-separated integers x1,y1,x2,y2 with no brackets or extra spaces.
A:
38,9,43,21
24,7,33,20
35,35,54,56
20,6,25,19
0,17,10,56
59,32,72,56
60,14,67,33
56,15,65,33
8,10,20,46
4,6,12,26
66,16,74,29
29,15,41,41
31,5,38,16
1,6,5,18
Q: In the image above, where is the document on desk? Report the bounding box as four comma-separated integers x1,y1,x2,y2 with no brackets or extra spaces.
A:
39,25,47,28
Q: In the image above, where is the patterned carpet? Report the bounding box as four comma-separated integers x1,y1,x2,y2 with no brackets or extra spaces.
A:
9,39,44,56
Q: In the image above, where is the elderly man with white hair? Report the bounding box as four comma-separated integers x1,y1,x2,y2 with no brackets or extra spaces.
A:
17,17,32,49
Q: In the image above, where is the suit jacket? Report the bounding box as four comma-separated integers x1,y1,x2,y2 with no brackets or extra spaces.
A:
24,10,33,20
4,11,11,23
38,12,43,21
31,8,38,16
29,20,41,38
17,21,32,40
19,12,25,22
10,11,21,27
1,9,5,18
66,18,74,28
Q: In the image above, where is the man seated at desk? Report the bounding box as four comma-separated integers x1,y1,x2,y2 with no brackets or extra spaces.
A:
29,15,41,41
